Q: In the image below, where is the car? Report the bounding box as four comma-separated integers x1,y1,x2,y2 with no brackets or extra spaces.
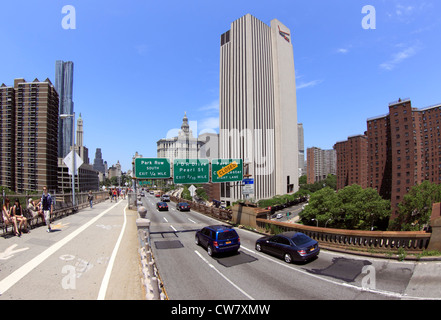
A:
161,194,170,202
176,202,190,211
276,213,283,219
195,225,240,256
156,202,169,211
255,231,319,263
155,193,160,198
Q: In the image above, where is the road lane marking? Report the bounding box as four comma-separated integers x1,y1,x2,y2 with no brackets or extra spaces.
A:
0,200,122,296
188,218,197,224
170,225,177,232
194,250,254,300
97,204,128,300
163,217,168,223
239,245,434,300
0,245,29,260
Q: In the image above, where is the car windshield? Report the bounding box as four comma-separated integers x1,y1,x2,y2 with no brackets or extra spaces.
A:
218,231,237,240
290,233,312,246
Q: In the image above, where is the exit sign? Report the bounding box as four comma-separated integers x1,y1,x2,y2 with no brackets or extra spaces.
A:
173,159,209,184
135,158,171,179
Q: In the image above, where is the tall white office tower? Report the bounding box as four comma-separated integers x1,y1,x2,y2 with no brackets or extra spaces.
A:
219,14,299,204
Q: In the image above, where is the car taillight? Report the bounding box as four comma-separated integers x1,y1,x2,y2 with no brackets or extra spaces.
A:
213,241,219,247
298,249,307,255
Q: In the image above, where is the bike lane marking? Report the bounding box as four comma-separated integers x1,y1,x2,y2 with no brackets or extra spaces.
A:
0,201,122,296
97,204,128,300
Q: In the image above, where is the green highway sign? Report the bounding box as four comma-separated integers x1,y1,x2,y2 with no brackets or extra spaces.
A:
211,159,243,183
135,158,171,179
173,159,209,184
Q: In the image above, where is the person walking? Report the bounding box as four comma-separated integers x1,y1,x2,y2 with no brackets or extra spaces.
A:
40,186,53,232
88,191,94,208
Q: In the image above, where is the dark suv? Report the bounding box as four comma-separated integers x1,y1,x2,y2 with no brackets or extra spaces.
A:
195,225,240,256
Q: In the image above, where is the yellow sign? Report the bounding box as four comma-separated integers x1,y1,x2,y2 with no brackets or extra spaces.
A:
216,161,238,178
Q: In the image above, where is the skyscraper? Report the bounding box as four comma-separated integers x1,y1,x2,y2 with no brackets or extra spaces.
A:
93,148,106,174
55,60,74,158
0,78,59,192
219,14,299,203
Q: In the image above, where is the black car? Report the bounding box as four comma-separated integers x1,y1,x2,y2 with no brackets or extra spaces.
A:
156,202,168,211
195,225,240,256
176,202,190,211
255,231,319,263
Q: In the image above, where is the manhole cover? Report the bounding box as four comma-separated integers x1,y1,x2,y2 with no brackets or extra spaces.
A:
154,240,184,249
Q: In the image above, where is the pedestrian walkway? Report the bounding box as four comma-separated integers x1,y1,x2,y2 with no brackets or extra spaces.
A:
0,198,145,300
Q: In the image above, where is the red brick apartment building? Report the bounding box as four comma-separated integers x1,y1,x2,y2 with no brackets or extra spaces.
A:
334,135,368,191
306,147,336,185
335,98,441,219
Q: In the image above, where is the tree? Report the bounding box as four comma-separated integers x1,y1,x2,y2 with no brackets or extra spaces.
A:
394,181,441,231
181,186,192,201
299,184,391,230
300,187,340,227
336,185,390,230
299,175,307,186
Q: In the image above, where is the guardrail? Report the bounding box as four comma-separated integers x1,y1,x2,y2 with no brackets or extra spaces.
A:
169,195,232,221
256,218,431,253
1,191,109,236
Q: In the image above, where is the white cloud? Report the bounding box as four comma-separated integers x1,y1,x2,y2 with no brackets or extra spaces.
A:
297,79,323,90
395,4,415,16
198,99,219,113
198,117,219,134
195,100,219,135
135,44,149,56
380,45,419,71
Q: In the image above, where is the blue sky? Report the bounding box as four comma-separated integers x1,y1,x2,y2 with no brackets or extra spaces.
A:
1,0,440,172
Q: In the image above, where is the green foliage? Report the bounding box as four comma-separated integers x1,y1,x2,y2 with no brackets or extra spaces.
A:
299,174,337,193
257,190,309,208
393,180,441,231
196,187,208,201
181,186,192,201
299,184,391,230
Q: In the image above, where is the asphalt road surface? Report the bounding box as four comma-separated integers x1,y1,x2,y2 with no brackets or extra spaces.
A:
2,194,440,301
143,193,441,300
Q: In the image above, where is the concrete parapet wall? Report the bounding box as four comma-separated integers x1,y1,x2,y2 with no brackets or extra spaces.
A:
256,218,431,254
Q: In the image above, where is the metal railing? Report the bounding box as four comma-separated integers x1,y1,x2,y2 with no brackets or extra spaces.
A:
256,218,431,253
1,191,109,235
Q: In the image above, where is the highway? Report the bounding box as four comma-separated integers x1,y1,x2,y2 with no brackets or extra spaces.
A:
142,193,441,300
1,194,440,301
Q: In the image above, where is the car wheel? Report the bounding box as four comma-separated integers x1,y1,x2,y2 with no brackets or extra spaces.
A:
207,245,213,256
195,235,200,246
256,243,262,252
284,253,293,263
